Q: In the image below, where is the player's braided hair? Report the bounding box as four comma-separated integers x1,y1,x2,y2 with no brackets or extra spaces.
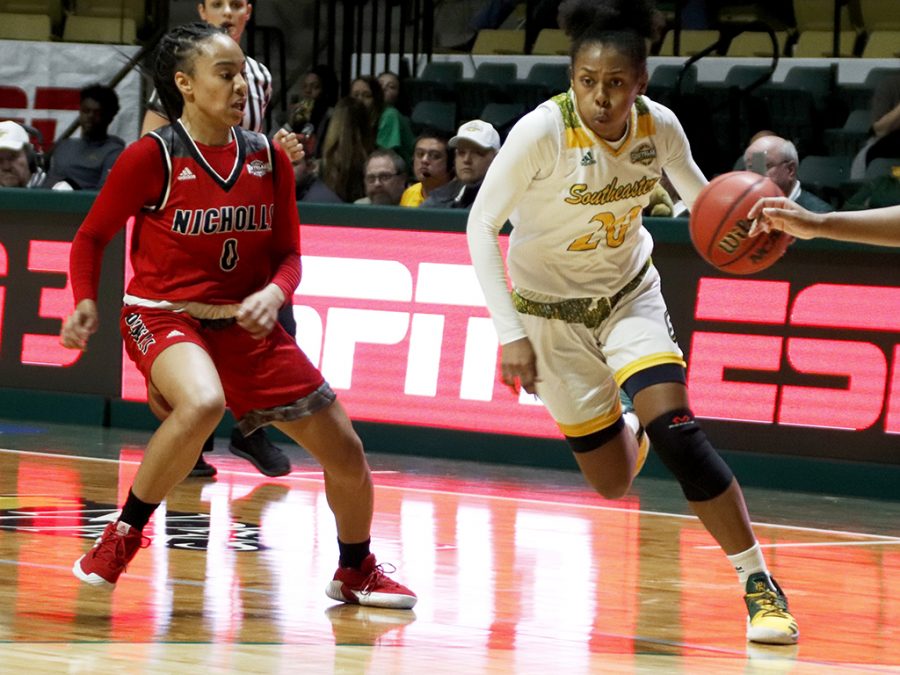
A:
152,22,227,122
558,0,659,72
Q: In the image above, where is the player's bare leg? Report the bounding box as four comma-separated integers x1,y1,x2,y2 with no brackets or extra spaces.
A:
134,343,225,502
275,400,373,542
572,428,643,500
633,381,798,644
73,343,224,588
275,401,415,609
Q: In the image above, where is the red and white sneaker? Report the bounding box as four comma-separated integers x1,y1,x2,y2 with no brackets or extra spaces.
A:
326,554,417,609
72,521,151,588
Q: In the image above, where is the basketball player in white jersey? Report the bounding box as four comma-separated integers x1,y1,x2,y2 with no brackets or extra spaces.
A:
467,0,799,646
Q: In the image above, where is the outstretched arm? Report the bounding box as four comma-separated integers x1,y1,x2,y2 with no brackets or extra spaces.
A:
748,197,900,248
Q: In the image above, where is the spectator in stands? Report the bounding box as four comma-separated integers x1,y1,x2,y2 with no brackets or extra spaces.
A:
423,120,499,209
743,135,832,213
140,0,301,479
0,121,44,188
377,71,407,114
355,149,408,205
289,108,341,203
400,130,454,207
350,76,384,138
319,96,374,203
378,71,399,105
297,64,340,155
351,75,415,167
44,84,124,191
294,152,342,204
865,71,900,167
844,164,900,210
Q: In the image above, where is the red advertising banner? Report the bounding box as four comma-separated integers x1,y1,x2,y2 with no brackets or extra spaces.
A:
1,192,897,464
120,225,562,439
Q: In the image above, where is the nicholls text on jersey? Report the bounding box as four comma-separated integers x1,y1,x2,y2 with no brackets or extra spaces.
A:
171,204,274,235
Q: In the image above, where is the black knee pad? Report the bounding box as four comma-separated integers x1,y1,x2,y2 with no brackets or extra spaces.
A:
645,408,734,501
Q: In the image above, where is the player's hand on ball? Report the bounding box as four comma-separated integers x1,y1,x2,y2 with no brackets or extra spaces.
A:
748,197,821,240
60,299,99,350
501,337,540,395
273,128,304,164
237,284,284,339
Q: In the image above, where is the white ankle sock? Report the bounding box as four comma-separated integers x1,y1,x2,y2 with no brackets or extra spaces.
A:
727,542,769,587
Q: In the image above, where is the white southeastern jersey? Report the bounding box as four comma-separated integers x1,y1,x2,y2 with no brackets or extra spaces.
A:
467,91,707,344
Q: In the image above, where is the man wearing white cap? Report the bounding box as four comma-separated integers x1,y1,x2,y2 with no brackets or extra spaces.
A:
422,119,500,209
0,121,44,189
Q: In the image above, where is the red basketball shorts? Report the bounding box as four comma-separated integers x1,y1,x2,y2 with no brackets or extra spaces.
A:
120,305,326,421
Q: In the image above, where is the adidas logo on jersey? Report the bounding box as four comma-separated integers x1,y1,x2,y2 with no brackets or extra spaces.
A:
167,330,185,338
580,151,596,166
177,167,196,181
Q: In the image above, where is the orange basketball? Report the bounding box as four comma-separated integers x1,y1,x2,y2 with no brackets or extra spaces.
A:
689,171,793,275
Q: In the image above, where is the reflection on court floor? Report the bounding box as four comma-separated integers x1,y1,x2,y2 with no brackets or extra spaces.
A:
0,431,898,673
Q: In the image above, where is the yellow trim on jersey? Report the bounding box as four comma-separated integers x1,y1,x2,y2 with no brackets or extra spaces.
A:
553,92,656,157
553,92,594,149
558,402,623,437
565,126,596,149
614,352,686,387
634,96,656,139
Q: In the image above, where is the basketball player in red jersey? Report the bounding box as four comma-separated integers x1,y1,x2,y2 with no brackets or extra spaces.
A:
60,22,416,609
144,0,301,480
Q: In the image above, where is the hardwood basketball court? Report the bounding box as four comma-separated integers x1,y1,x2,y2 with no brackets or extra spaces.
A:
0,419,897,673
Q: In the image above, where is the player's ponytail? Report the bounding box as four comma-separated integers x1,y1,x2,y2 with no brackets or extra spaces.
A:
558,0,659,71
152,22,226,122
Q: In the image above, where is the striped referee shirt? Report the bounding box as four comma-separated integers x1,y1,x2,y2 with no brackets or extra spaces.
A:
147,54,272,133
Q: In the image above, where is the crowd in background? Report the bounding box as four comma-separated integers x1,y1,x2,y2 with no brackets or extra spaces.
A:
285,66,499,210
2,57,898,215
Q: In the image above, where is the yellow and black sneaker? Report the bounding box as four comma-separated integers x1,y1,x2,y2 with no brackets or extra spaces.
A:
744,572,799,645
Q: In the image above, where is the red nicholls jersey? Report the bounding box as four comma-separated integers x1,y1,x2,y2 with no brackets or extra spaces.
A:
70,122,301,306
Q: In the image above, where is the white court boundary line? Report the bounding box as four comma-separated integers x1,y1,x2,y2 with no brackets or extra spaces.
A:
2,446,898,546
0,447,398,479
